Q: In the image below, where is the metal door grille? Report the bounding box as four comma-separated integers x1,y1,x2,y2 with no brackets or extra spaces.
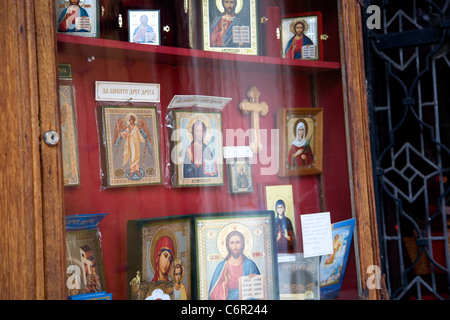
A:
362,0,450,299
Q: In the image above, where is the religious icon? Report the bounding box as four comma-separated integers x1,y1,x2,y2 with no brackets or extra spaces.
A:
280,13,322,60
127,216,192,300
172,110,224,187
227,158,253,194
202,0,258,55
55,0,99,37
128,10,160,45
194,211,279,300
278,253,320,300
265,185,297,253
319,219,355,299
102,106,162,187
59,85,80,186
65,214,108,298
277,108,323,176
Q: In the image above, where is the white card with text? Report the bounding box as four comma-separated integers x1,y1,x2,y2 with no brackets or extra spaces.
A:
301,212,333,258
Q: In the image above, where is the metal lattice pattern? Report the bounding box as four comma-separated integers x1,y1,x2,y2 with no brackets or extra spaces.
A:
363,0,450,299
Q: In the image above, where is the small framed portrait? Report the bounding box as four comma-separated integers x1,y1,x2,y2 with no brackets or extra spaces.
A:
128,10,160,45
55,0,99,37
265,185,297,254
66,229,107,296
201,0,258,55
227,158,253,194
319,219,355,299
127,216,192,300
65,214,108,297
280,12,323,60
194,211,279,300
102,106,162,187
278,253,320,300
59,85,80,186
172,110,224,187
277,108,323,176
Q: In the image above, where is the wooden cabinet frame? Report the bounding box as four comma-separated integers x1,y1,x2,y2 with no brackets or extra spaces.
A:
1,0,66,299
338,0,381,300
0,0,380,299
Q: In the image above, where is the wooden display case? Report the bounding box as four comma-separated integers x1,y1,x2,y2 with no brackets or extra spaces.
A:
1,0,381,300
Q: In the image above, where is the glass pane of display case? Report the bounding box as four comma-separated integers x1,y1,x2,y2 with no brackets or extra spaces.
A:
56,0,363,301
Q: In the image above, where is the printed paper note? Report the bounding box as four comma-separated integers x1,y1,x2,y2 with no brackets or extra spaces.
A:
301,212,333,258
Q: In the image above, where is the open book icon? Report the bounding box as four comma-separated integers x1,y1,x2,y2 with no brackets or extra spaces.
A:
75,17,91,32
239,275,265,300
145,32,156,43
232,26,251,44
203,158,217,176
302,45,317,59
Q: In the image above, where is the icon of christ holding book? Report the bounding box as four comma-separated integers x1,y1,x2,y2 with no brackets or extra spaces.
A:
208,230,261,300
183,120,218,178
210,0,250,48
57,0,91,33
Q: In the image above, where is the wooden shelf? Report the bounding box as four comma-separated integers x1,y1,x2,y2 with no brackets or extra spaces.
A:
57,34,340,74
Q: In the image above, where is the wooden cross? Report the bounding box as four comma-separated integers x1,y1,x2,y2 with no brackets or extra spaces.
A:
239,86,269,154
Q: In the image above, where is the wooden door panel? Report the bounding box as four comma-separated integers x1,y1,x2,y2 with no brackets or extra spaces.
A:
0,0,66,300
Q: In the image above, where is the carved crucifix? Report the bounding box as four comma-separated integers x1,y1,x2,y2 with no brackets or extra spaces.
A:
239,86,269,154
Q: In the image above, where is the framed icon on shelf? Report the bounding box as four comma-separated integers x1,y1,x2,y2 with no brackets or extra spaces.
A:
59,84,80,186
194,211,279,300
127,216,193,300
319,218,355,299
265,185,297,253
171,110,224,187
102,106,162,187
277,108,323,176
280,12,323,60
201,0,258,55
128,10,161,45
65,214,108,297
227,158,254,194
55,0,99,38
278,253,320,300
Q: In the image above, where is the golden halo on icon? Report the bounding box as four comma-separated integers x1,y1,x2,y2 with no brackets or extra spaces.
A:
170,258,186,282
125,112,138,125
186,114,213,144
290,18,310,34
216,0,243,14
216,222,253,258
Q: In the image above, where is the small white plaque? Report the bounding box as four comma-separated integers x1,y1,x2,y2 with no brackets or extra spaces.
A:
223,146,253,159
95,81,160,102
167,95,232,110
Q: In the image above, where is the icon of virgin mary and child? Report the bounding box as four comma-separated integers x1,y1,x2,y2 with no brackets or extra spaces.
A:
132,235,187,300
